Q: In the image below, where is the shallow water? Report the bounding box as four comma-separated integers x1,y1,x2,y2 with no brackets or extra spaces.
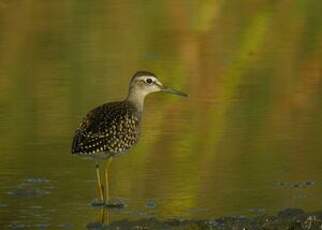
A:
0,0,321,228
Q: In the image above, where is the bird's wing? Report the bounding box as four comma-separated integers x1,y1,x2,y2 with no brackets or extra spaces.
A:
71,101,124,154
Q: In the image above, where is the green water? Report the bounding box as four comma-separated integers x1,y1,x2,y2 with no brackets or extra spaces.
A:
0,0,321,228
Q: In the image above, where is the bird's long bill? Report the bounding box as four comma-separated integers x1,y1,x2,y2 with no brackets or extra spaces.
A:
161,86,188,97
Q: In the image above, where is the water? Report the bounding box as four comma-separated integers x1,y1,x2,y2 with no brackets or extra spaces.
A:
0,0,321,228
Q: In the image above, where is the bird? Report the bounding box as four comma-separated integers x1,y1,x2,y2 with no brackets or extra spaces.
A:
71,71,187,206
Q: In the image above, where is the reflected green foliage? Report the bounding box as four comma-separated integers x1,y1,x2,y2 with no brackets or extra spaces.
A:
0,0,321,228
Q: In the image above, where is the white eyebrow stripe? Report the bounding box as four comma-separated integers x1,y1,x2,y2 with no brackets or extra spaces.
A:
136,76,157,81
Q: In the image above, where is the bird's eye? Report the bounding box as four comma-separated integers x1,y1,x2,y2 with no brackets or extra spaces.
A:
145,78,153,84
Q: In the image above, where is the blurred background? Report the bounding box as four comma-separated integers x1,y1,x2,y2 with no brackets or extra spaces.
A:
0,0,321,228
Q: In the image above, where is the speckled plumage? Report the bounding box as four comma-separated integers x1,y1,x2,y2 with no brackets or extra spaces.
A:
72,100,141,158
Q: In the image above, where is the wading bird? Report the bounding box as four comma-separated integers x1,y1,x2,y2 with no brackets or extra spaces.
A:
71,71,187,205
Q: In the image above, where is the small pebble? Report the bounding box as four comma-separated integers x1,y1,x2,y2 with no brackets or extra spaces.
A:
145,200,157,209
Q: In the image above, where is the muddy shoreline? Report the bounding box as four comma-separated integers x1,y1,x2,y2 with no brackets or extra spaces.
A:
87,208,322,229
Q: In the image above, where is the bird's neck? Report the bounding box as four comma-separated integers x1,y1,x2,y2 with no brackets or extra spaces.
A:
126,89,147,112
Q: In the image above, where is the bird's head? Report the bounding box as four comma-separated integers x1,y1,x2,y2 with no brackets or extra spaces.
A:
128,71,187,98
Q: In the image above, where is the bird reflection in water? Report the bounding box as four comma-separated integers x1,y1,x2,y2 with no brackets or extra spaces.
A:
87,207,112,229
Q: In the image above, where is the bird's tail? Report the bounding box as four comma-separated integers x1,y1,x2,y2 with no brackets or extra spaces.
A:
71,129,83,154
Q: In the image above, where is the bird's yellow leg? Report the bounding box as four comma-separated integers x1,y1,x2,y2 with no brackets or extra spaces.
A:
95,162,104,203
104,157,113,204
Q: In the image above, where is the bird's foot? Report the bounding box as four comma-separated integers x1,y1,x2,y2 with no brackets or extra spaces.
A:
91,199,105,208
